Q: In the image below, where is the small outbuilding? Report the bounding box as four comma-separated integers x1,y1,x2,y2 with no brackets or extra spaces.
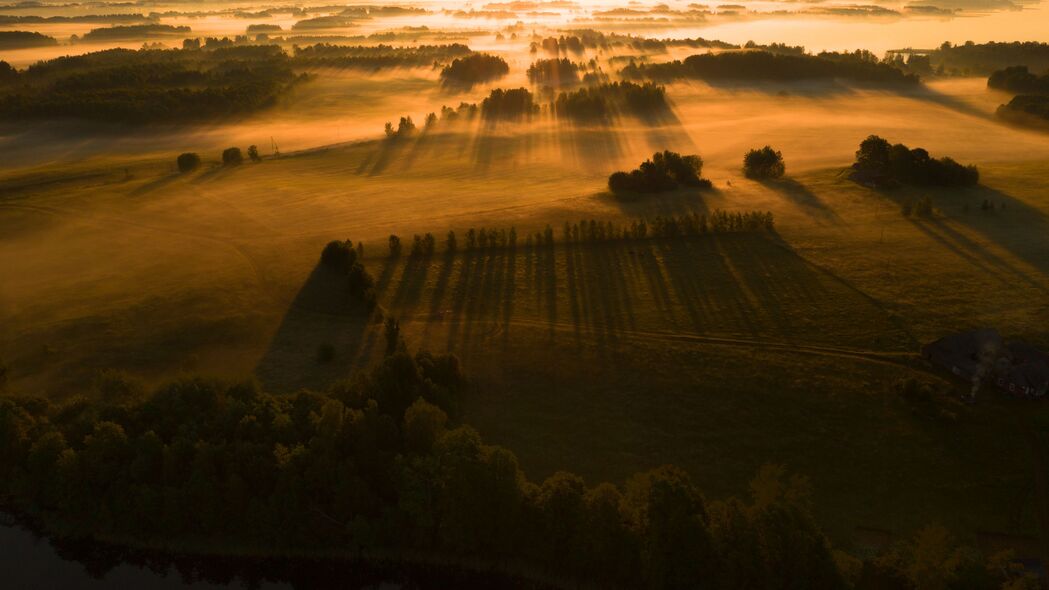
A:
922,329,1049,400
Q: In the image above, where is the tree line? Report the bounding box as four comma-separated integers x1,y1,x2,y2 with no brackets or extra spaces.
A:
620,50,919,86
0,46,304,123
291,43,472,70
382,209,776,261
0,30,58,50
988,65,1049,94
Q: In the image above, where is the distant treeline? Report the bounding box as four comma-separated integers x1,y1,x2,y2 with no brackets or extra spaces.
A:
539,29,737,53
440,53,509,85
0,46,303,123
917,40,1049,75
79,24,191,42
292,43,471,69
851,135,979,187
554,81,668,122
0,30,56,49
0,13,155,25
621,50,919,86
987,65,1049,94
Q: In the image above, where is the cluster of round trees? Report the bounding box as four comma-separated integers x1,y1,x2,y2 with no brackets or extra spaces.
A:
176,145,262,173
852,135,979,187
608,150,711,194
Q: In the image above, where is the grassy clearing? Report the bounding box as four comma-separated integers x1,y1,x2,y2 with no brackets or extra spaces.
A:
2,127,1049,547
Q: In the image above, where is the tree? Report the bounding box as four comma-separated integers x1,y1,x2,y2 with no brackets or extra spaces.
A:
742,146,785,179
222,147,243,166
388,235,402,257
247,145,261,162
445,231,457,253
176,152,200,173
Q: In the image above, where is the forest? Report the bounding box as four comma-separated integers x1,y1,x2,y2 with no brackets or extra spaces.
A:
440,53,510,85
621,50,919,86
0,30,57,49
0,46,304,123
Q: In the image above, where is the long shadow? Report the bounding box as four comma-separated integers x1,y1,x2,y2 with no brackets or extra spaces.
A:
254,263,372,393
129,172,180,197
760,177,842,222
878,183,1049,284
605,186,712,218
363,137,409,177
903,85,998,123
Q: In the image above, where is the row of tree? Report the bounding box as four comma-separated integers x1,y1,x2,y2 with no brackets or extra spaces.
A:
555,81,668,122
621,50,919,86
382,210,775,260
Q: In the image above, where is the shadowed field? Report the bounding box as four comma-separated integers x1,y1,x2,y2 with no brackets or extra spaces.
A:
3,120,1049,548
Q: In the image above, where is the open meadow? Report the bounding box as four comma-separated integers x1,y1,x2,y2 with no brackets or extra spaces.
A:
3,1,1049,586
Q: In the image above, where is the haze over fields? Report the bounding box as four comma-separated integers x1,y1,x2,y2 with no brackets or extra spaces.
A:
2,0,1049,587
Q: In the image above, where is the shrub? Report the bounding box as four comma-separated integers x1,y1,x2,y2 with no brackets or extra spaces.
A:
176,152,200,173
742,146,785,179
222,147,243,166
247,145,261,162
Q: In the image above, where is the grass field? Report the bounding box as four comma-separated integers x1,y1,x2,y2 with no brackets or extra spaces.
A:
3,103,1049,548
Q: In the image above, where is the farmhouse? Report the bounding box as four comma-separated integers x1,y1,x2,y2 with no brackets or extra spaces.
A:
923,329,1049,399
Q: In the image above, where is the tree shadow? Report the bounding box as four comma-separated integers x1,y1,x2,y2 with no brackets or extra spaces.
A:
128,172,181,197
603,187,713,217
254,262,373,392
759,177,842,223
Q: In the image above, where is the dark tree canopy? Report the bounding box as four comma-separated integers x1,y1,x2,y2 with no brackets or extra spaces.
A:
852,135,979,187
480,88,538,120
742,146,785,179
222,147,243,166
998,93,1049,126
608,150,711,194
439,53,509,86
988,65,1049,94
176,152,200,173
622,50,919,86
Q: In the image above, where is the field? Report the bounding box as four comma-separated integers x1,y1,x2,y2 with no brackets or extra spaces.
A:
4,83,1049,548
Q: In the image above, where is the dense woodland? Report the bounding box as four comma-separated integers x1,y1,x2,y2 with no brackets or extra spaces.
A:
0,30,57,49
527,58,580,86
851,136,979,187
921,41,1049,75
439,53,509,85
621,50,919,86
481,88,539,120
988,65,1049,94
997,94,1049,126
292,43,471,70
555,81,668,122
80,24,191,42
0,46,304,123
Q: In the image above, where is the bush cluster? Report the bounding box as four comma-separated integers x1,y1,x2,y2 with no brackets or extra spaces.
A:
852,135,979,187
608,150,711,194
